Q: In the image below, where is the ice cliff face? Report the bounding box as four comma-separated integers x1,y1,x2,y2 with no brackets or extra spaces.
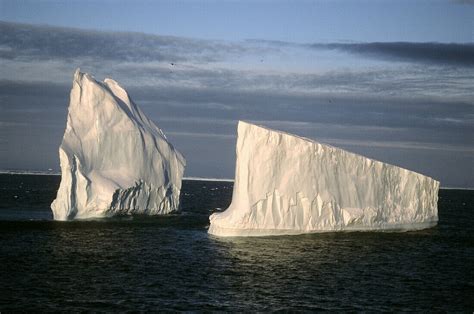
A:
209,121,439,236
51,69,185,220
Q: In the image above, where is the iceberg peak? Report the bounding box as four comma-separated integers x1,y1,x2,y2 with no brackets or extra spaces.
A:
51,69,185,220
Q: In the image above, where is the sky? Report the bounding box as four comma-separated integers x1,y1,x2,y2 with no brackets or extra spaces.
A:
0,0,473,187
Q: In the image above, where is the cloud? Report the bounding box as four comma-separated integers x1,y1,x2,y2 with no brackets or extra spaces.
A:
248,39,474,67
2,78,471,151
313,42,474,67
0,79,69,98
4,20,473,72
318,138,474,153
1,21,472,102
0,21,265,64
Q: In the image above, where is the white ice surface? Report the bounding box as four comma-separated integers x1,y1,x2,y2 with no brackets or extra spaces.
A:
51,69,185,220
209,121,439,237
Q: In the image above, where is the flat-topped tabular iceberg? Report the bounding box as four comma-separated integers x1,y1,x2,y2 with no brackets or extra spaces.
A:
51,69,185,220
209,121,439,237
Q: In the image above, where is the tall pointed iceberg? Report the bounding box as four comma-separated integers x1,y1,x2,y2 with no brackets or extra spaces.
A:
51,69,185,220
209,121,439,236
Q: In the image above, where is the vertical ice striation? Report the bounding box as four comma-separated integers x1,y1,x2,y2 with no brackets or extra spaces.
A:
51,69,185,220
209,121,439,236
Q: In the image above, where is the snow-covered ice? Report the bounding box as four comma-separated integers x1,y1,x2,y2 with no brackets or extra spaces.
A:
51,69,185,220
209,121,439,237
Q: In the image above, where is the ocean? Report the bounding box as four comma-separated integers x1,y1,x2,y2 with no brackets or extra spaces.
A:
0,174,472,311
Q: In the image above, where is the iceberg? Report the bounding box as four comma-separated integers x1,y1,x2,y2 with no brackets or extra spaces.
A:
209,121,439,236
51,69,185,220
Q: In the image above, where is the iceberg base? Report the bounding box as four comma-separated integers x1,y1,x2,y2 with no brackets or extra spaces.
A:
208,220,438,237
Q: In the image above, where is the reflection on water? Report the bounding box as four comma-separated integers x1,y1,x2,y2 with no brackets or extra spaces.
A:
0,175,472,311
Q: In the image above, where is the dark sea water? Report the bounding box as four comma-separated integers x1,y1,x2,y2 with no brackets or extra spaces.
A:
0,174,472,311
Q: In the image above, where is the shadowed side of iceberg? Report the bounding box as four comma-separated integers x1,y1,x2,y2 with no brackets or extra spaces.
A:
51,69,185,220
208,121,439,237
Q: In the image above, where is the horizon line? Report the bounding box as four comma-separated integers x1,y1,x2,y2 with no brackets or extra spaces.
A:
0,170,234,183
1,170,473,190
